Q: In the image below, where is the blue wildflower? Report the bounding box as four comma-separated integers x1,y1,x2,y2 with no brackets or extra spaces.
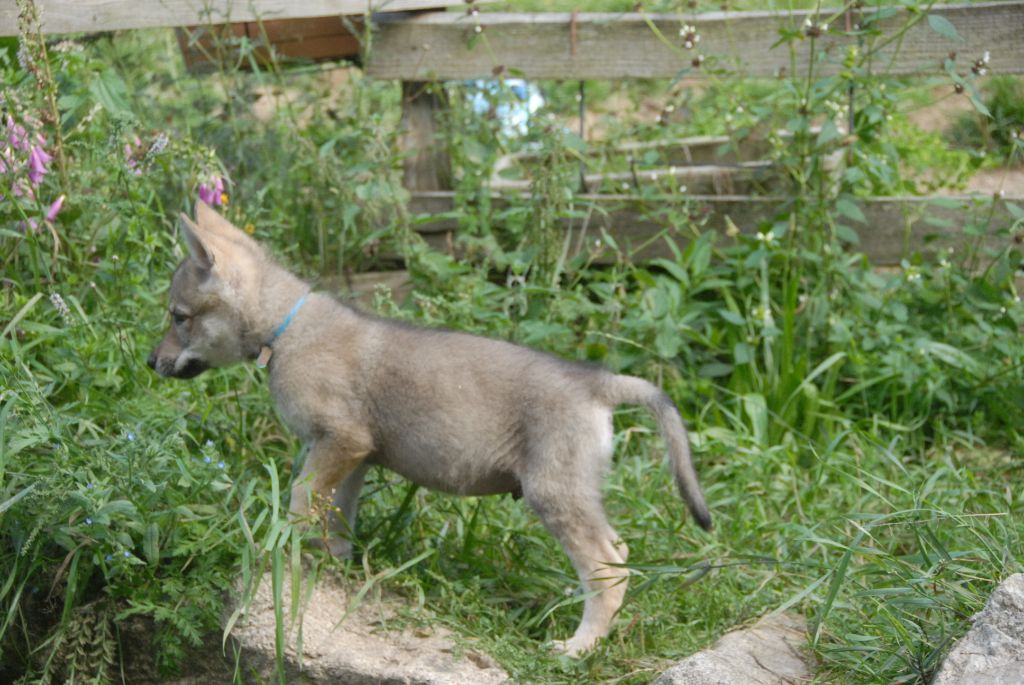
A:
126,431,136,442
85,517,92,525
203,455,212,464
217,461,225,469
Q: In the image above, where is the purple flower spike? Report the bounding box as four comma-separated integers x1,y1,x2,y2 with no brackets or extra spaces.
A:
198,184,216,205
7,116,28,151
28,146,52,185
197,176,226,206
46,194,64,221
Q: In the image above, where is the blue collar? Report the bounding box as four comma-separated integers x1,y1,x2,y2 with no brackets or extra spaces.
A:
256,294,307,368
270,294,307,344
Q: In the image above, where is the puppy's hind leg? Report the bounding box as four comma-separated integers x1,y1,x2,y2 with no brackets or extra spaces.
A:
524,477,629,656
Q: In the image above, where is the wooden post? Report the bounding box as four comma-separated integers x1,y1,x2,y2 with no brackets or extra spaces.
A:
399,81,451,192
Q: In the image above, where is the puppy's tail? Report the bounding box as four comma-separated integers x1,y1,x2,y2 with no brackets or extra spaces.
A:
601,374,712,531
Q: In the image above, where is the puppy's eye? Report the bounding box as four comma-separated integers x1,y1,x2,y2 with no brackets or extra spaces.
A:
172,312,189,325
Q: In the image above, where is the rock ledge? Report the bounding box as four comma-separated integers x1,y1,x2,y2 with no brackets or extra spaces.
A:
653,613,810,685
232,571,509,685
932,573,1024,685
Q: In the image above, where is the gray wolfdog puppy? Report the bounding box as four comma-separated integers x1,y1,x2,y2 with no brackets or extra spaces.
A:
148,202,711,655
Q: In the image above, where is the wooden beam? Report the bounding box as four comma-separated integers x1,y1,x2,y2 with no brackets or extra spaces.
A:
366,2,1024,80
0,0,490,36
400,82,452,191
177,18,364,71
407,192,1023,266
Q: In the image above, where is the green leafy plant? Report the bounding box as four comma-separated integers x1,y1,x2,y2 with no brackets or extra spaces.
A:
950,75,1024,163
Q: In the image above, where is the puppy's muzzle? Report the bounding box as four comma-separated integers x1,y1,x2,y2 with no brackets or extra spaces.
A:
147,350,208,379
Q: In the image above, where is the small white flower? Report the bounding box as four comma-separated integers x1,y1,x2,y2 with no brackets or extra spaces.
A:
50,292,70,320
679,24,700,49
17,45,32,71
145,132,168,160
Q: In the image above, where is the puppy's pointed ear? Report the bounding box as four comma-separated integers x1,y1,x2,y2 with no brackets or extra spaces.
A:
195,200,221,228
179,212,215,270
196,200,248,241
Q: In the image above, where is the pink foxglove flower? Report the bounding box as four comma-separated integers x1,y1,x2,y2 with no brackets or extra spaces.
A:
197,175,226,206
27,145,52,185
6,116,28,151
46,194,65,221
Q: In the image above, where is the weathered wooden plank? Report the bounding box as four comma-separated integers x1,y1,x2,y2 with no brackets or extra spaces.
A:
177,18,364,70
491,162,777,194
407,192,1023,266
0,0,490,36
400,82,453,191
366,2,1024,80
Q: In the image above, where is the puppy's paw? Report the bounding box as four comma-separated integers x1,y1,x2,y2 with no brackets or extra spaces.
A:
549,636,594,658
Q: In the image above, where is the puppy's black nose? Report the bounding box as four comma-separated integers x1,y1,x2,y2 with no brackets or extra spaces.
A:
146,350,158,371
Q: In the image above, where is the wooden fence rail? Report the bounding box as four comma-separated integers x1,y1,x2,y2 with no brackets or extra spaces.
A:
408,192,1024,267
366,2,1024,80
0,0,487,35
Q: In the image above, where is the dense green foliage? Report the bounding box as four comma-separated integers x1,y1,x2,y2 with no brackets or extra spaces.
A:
1,2,1022,683
950,75,1024,161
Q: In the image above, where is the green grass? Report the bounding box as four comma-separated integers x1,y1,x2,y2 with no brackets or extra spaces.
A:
1,6,1022,685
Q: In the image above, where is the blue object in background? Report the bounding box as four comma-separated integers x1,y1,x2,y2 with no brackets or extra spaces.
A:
467,79,545,138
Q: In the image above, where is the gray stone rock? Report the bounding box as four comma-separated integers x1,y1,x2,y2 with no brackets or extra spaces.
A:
932,573,1024,685
653,613,810,685
231,571,508,685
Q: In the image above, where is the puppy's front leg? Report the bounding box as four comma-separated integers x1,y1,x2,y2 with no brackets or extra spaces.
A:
326,461,370,558
289,434,371,556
